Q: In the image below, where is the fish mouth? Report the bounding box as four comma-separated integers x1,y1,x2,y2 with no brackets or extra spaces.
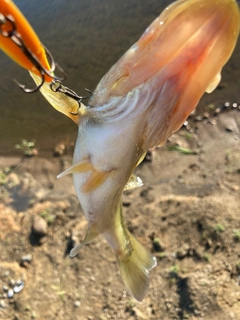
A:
91,0,239,108
132,0,240,90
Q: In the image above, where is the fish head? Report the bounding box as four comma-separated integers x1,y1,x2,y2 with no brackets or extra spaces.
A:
91,0,240,142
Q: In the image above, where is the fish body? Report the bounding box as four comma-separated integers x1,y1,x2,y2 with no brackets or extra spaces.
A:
0,0,52,81
31,0,240,301
69,99,156,301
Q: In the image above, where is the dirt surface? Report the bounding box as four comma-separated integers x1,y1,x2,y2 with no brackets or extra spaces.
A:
0,103,240,320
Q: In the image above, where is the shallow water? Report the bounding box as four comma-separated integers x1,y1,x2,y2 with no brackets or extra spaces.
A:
0,0,239,156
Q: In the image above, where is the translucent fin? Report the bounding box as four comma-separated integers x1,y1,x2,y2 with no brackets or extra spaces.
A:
136,152,147,167
124,174,143,191
57,161,94,179
30,72,80,123
70,224,99,258
205,72,221,93
82,170,110,193
70,244,82,258
117,231,157,302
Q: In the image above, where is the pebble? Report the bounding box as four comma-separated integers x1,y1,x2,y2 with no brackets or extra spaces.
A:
0,299,6,309
13,281,24,293
2,285,8,291
54,143,66,157
74,300,81,308
32,215,48,237
3,271,9,277
225,125,234,132
195,115,203,121
176,243,190,259
229,311,236,319
7,289,14,299
9,279,15,287
21,254,33,263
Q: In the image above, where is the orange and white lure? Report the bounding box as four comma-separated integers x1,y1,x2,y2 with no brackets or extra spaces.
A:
0,0,87,117
0,0,62,92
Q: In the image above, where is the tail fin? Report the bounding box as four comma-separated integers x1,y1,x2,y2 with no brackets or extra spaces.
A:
117,231,157,302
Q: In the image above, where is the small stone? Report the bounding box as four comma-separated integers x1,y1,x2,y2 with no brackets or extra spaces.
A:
9,279,15,287
209,118,217,125
13,281,24,293
0,299,6,309
203,112,210,119
133,307,148,319
195,115,203,121
225,125,234,132
32,215,48,237
229,311,236,319
74,300,81,308
54,143,66,157
2,285,8,291
7,289,14,299
21,254,32,263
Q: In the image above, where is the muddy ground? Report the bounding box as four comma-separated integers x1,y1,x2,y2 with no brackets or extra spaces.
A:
0,103,240,320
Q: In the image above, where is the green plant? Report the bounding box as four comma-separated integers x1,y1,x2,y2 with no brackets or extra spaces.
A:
0,167,12,185
185,132,194,139
15,139,36,156
152,237,162,252
236,262,240,273
157,252,166,259
169,264,180,277
128,299,136,308
208,103,215,110
233,230,240,242
214,223,225,234
167,145,196,154
41,209,55,225
183,311,190,319
204,253,211,262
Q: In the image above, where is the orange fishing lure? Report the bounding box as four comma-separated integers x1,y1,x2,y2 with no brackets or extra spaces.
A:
0,0,56,90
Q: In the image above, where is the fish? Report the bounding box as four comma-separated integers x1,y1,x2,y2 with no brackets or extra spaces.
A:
0,0,52,82
30,0,240,301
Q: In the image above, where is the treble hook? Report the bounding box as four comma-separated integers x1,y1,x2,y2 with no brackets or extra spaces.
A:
50,80,92,115
13,46,67,93
0,13,66,93
13,70,45,93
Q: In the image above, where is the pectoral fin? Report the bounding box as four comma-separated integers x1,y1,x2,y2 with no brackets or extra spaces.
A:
57,161,94,178
205,72,221,93
58,161,111,193
70,224,99,257
82,170,110,193
136,152,147,167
